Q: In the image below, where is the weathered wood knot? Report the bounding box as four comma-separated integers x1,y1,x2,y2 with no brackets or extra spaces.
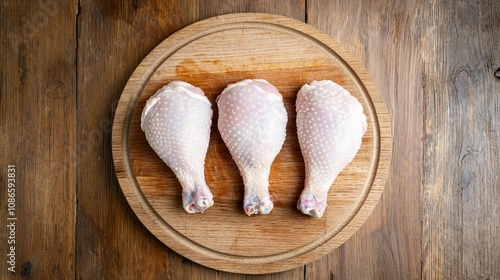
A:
21,261,32,278
495,68,500,79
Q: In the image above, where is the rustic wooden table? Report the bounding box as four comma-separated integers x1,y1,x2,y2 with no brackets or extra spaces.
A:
1,1,499,279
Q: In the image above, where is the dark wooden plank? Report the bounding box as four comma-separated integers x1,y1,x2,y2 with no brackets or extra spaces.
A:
0,0,77,278
75,0,206,279
197,0,305,21
422,1,500,279
218,267,305,280
307,1,423,279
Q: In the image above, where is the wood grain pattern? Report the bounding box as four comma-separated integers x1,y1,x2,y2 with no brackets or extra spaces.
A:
75,1,205,279
0,0,77,278
112,13,391,274
422,1,500,279
1,0,500,278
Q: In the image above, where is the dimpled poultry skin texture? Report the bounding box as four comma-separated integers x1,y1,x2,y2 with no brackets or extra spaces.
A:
296,80,367,218
141,81,214,213
217,79,287,216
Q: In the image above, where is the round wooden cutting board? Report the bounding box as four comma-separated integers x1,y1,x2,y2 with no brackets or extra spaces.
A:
112,13,391,274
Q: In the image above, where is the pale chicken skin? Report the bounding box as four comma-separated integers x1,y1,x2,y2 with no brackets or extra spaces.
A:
141,81,214,213
217,79,287,216
296,80,367,218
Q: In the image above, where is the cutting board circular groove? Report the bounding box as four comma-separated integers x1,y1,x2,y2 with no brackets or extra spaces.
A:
112,13,392,274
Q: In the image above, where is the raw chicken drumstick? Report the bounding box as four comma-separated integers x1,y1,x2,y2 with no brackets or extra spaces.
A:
296,80,367,218
217,79,287,216
141,81,214,213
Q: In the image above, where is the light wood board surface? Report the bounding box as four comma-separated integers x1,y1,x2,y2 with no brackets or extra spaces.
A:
112,13,391,274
